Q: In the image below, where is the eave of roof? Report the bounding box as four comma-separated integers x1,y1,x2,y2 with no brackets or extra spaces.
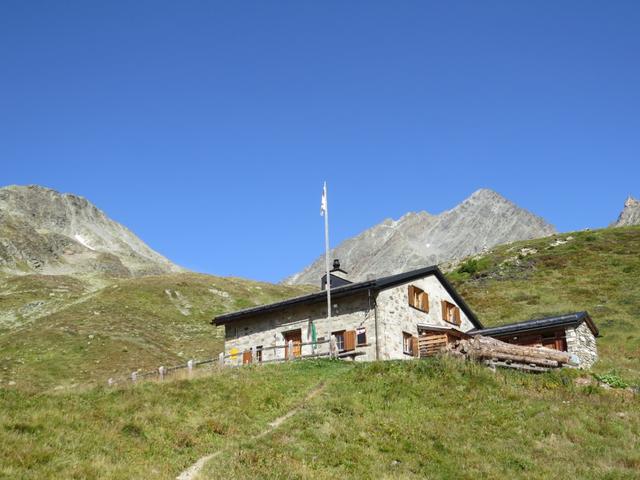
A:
213,265,483,329
470,311,599,337
417,324,473,337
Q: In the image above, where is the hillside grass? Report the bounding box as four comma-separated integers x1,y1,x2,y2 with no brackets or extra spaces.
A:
0,273,313,391
0,361,341,479
449,226,640,383
199,359,639,480
3,359,635,479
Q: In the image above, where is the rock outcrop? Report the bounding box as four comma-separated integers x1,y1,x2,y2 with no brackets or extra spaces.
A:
0,185,183,277
611,196,640,227
286,189,556,285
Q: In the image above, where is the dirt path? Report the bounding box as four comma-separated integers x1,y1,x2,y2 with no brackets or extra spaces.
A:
175,382,326,480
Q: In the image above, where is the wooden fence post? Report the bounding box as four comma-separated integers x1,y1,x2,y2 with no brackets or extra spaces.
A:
218,352,225,368
287,340,294,360
131,371,138,383
330,335,337,359
187,360,194,377
251,346,257,364
158,366,165,381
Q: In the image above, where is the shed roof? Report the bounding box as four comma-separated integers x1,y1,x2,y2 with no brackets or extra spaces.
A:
470,311,599,338
213,265,482,328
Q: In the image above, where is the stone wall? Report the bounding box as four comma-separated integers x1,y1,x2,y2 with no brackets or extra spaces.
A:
565,321,598,368
223,291,377,365
376,275,476,360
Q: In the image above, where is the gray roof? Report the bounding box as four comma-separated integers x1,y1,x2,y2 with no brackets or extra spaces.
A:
470,311,599,337
213,265,482,328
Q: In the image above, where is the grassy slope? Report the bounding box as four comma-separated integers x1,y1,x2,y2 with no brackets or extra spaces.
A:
0,362,333,479
0,273,313,391
201,360,639,480
446,226,640,383
1,360,637,480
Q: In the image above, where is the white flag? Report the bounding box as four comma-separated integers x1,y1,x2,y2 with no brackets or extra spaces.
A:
320,182,327,216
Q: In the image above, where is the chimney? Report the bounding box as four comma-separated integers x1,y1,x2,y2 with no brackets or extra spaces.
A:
321,259,351,290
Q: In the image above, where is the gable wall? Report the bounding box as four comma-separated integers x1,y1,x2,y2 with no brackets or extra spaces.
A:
565,321,598,368
376,275,475,360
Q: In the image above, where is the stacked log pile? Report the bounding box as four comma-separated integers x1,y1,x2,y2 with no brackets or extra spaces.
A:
445,335,573,372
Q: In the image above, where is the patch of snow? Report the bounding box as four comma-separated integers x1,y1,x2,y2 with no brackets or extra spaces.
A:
74,233,96,251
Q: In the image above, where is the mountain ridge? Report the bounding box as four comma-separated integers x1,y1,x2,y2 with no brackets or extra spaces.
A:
0,184,183,277
285,188,556,285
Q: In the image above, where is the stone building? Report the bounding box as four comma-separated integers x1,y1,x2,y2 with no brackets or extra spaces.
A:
213,264,599,368
214,265,481,363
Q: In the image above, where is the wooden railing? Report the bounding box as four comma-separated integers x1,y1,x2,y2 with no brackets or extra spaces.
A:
106,335,366,387
418,334,448,357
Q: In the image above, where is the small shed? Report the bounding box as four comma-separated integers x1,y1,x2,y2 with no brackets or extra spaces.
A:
470,312,599,368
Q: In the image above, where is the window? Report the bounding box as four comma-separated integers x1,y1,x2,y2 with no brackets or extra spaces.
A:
255,345,263,363
356,327,367,346
441,301,461,326
408,285,429,313
332,330,345,351
403,331,414,355
333,330,358,351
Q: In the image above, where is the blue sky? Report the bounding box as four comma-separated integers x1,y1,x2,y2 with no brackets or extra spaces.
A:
2,1,639,282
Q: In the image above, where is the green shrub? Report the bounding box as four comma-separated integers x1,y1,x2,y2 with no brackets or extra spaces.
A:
456,258,490,277
594,372,629,389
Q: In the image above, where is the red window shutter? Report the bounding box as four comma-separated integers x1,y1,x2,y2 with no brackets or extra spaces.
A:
411,336,420,357
454,307,461,326
344,330,356,351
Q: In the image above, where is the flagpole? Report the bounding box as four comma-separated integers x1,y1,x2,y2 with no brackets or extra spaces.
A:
322,182,332,346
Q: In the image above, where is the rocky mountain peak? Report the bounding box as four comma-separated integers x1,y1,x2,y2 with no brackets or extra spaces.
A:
467,188,503,201
0,184,183,277
612,195,640,227
625,195,639,208
285,189,556,286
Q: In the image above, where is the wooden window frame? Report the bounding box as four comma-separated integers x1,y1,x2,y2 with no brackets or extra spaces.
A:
403,331,414,356
441,300,461,326
408,285,429,313
332,330,346,351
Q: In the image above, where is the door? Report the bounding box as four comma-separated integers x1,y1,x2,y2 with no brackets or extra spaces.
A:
283,329,302,358
542,331,567,351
